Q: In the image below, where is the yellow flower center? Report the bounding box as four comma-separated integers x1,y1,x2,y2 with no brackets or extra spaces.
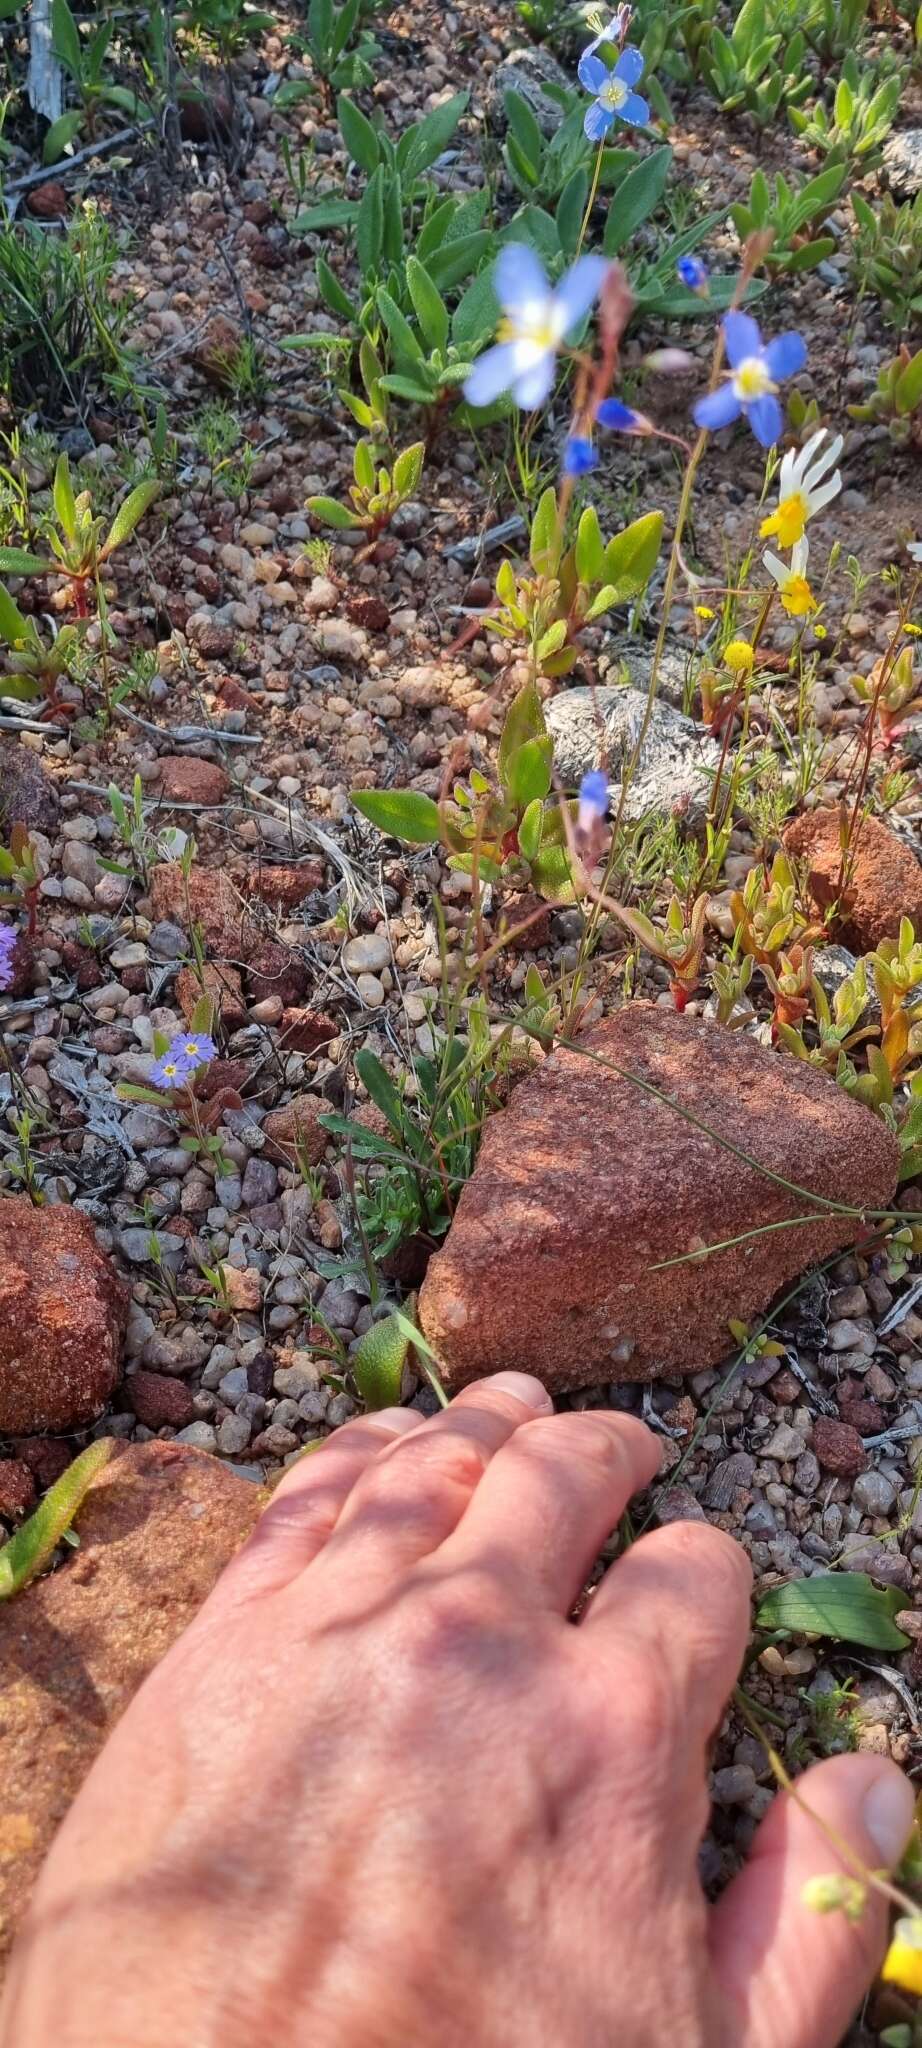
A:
732,354,775,402
724,639,754,673
779,574,815,618
600,74,628,109
760,490,809,547
497,311,557,352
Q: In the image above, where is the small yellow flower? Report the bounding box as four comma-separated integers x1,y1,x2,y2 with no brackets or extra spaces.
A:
882,1917,922,1996
694,604,715,620
802,1874,867,1921
906,622,921,638
724,638,755,674
814,623,827,639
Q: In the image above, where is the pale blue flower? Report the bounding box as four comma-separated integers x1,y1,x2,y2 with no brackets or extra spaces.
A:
597,396,646,432
579,43,649,139
0,923,17,993
151,1049,193,1089
464,245,608,412
578,771,609,829
692,312,806,449
563,435,599,476
677,255,708,292
176,1032,217,1071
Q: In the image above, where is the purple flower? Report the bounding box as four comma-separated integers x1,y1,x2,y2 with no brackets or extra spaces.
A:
175,1032,217,1071
692,312,806,449
597,396,647,433
577,770,609,829
0,923,17,993
563,435,599,476
578,43,649,140
677,255,708,292
151,1049,193,1089
464,245,608,412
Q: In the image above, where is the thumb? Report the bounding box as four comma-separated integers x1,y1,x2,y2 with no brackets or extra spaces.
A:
710,1753,916,2048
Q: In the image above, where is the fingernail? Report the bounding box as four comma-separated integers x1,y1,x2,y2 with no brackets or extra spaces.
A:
864,1771,916,1864
365,1408,420,1435
487,1371,552,1410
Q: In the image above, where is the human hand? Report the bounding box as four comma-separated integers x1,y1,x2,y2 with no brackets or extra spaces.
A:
2,1374,914,2048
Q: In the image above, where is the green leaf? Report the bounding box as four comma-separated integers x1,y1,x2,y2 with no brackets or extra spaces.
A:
0,1439,114,1601
530,485,562,576
102,480,160,557
356,164,385,278
292,198,359,234
896,349,922,416
783,241,835,275
603,510,664,603
351,787,441,843
353,437,375,491
583,581,619,621
354,1047,406,1137
352,1311,411,1408
316,254,358,321
392,441,425,496
503,88,542,179
556,168,589,258
507,733,553,806
0,549,48,577
756,1573,911,1651
603,145,672,255
338,92,380,173
378,373,436,403
0,581,38,651
51,0,83,77
518,796,544,862
0,672,41,702
574,505,606,585
452,268,500,352
499,681,546,786
397,90,468,180
382,171,404,268
530,842,576,904
377,287,426,365
42,109,84,164
834,74,855,127
405,255,449,354
307,495,362,528
52,455,77,543
426,230,491,292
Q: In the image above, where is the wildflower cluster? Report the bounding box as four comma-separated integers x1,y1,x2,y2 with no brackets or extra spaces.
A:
0,923,17,993
151,1032,217,1091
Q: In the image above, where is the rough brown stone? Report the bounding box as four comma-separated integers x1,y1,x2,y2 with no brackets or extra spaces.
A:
783,807,922,953
176,961,245,1029
814,1416,869,1478
0,1199,128,1433
234,861,324,910
278,1006,336,1054
245,938,309,1006
124,1370,196,1430
151,756,230,806
0,1459,36,1518
150,862,244,952
0,742,59,833
24,181,68,219
193,313,246,387
418,1008,900,1394
189,617,235,659
262,1091,329,1166
0,1441,262,1977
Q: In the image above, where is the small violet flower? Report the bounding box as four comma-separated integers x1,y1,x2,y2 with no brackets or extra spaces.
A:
151,1051,192,1089
178,1033,217,1070
577,770,609,831
0,923,17,993
579,42,649,139
676,255,708,293
692,311,806,449
464,244,608,412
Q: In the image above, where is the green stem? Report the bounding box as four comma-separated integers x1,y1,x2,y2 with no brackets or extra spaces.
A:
575,142,606,260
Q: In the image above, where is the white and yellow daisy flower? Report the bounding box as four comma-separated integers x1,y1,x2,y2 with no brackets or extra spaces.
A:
763,536,817,617
760,428,843,549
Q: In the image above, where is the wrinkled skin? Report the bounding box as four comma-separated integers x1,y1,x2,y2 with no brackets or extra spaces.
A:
2,1374,913,2048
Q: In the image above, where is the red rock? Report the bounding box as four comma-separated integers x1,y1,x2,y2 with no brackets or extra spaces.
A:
214,674,258,712
0,1199,128,1433
125,1371,196,1430
245,938,309,1007
0,1442,262,1978
149,862,244,951
766,1367,801,1405
4,930,34,997
262,1091,329,1166
193,313,244,387
250,232,287,268
25,181,68,219
347,593,390,631
151,756,229,806
10,1439,72,1488
235,861,324,910
189,617,235,659
60,939,105,990
418,1007,900,1394
279,1006,336,1054
179,85,233,140
243,199,273,225
0,741,60,832
0,1459,36,1518
499,891,552,951
814,1416,869,1478
176,961,245,1029
838,1391,886,1435
783,807,922,953
194,1056,250,1102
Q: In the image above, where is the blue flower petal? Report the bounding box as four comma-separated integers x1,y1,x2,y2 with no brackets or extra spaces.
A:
578,48,609,93
763,331,807,381
463,341,519,408
722,310,762,369
564,436,598,476
677,255,708,290
512,351,557,410
554,252,609,336
693,383,742,431
494,242,548,316
597,397,639,430
614,44,645,85
620,91,650,125
745,392,783,447
579,769,609,816
583,98,615,141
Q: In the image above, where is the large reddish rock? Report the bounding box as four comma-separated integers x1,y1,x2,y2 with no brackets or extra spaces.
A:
783,807,922,953
0,1442,262,1978
419,1008,899,1394
262,1091,329,1166
151,756,230,806
0,1200,128,1432
0,741,59,833
149,862,244,952
124,1370,196,1430
231,861,324,909
176,960,246,1029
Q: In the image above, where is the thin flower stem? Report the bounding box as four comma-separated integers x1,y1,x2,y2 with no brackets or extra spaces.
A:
575,142,606,260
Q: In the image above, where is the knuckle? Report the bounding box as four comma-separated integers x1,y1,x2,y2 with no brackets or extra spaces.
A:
401,1571,508,1672
360,1423,491,1516
515,1412,633,1483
